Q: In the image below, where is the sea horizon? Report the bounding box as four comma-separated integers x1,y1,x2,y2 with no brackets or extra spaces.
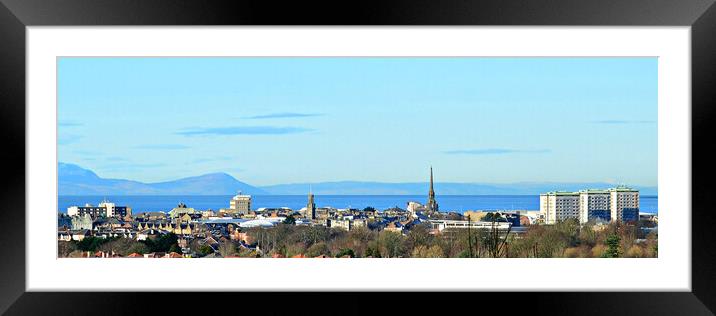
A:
58,194,659,215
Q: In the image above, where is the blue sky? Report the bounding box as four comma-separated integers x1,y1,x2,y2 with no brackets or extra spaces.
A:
58,57,657,186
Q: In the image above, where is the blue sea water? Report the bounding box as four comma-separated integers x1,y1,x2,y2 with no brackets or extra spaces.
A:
57,195,659,215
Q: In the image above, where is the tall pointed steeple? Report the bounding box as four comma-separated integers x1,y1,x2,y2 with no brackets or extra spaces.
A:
427,166,439,213
429,166,435,198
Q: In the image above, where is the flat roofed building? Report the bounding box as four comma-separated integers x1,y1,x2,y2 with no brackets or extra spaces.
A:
67,200,129,219
327,218,352,231
540,191,580,224
579,189,611,224
609,186,640,223
541,187,640,224
229,192,251,215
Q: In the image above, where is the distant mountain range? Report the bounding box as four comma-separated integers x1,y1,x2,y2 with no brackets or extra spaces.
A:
58,163,657,196
58,163,267,195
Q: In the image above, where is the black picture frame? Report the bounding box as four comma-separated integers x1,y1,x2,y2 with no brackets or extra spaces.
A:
1,0,714,315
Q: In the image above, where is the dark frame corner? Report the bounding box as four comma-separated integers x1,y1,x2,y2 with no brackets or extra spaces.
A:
1,0,715,314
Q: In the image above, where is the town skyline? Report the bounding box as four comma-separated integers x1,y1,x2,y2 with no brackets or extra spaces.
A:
58,57,657,186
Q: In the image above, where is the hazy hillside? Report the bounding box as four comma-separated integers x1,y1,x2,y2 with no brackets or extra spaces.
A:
58,163,267,195
58,163,657,196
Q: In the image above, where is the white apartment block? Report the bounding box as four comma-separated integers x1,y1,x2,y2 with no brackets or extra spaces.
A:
540,192,580,224
579,189,611,224
540,186,640,224
609,187,640,222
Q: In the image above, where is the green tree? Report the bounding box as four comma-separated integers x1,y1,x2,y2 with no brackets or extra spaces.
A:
77,237,112,252
169,244,182,254
99,238,149,256
199,244,214,256
603,234,622,258
335,248,356,258
363,246,380,258
142,233,179,252
127,242,150,255
283,215,296,225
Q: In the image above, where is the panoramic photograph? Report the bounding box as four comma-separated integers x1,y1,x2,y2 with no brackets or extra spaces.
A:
56,57,658,259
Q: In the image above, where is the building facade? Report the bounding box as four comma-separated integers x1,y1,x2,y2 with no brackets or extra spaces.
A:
70,213,93,230
67,200,130,218
540,187,640,224
229,192,252,215
609,186,640,222
579,189,612,224
540,192,580,224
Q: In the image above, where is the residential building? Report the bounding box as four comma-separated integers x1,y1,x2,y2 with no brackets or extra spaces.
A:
540,191,580,224
71,229,91,241
67,199,130,218
406,201,425,218
609,186,640,222
540,187,640,224
70,213,93,230
58,231,72,241
229,192,251,215
579,189,612,223
327,218,352,231
169,202,199,218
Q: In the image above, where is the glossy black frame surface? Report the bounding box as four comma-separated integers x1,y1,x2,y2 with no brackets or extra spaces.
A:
1,0,715,315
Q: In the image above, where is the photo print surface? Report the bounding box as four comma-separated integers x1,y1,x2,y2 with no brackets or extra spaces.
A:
56,57,658,259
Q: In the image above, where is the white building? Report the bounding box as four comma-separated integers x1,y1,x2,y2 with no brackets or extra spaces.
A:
428,219,512,232
229,191,251,215
540,187,641,224
579,189,612,224
99,200,117,217
540,192,580,224
609,186,640,222
67,200,130,218
327,218,352,231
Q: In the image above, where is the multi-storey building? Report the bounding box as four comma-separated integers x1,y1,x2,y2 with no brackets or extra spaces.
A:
540,192,580,224
67,199,130,218
540,187,640,224
579,189,612,223
609,186,640,222
229,192,251,215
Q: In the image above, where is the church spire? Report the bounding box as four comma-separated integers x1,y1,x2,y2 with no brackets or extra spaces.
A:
429,166,434,197
427,166,438,213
